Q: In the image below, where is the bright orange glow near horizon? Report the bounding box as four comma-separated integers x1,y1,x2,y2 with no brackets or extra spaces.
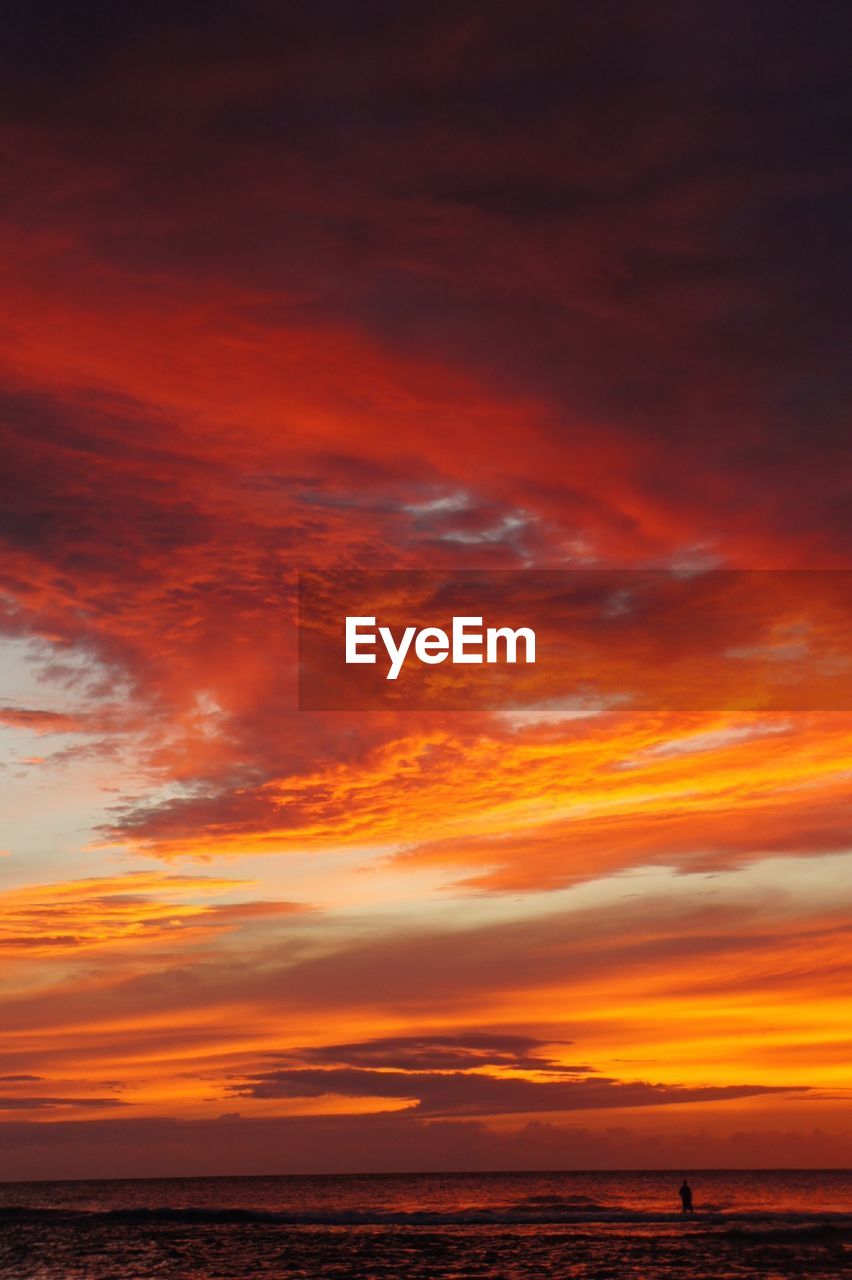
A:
1,2,851,1181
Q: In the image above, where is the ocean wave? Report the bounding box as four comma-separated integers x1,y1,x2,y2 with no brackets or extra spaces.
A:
2,1204,852,1230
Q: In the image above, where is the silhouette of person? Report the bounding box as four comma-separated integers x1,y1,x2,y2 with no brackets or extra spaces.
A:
679,1179,694,1214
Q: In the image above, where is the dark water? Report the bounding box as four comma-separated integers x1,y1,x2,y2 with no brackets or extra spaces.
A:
1,1170,850,1278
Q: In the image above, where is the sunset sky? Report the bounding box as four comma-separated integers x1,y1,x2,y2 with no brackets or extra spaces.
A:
1,1,851,1179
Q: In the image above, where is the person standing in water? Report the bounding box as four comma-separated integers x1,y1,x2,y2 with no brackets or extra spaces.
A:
679,1179,694,1214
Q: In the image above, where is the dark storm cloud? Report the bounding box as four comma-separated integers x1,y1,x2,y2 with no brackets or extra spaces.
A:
233,1029,791,1116
234,1064,790,1117
273,1032,582,1073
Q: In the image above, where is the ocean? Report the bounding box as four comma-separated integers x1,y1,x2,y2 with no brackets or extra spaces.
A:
1,1169,850,1278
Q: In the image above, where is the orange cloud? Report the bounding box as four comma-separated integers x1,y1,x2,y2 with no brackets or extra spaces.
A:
0,872,308,957
0,0,850,1175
